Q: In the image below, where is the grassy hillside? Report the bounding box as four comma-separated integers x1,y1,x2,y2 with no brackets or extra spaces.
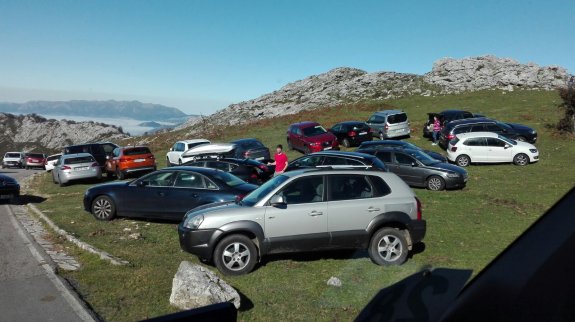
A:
28,89,575,321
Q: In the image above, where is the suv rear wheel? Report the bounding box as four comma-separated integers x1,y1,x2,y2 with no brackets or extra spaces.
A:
369,227,408,266
214,234,257,276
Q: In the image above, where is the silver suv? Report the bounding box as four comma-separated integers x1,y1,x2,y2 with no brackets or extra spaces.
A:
366,110,411,139
178,169,426,275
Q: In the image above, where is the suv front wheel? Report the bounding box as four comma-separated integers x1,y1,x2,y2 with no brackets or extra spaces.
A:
368,227,408,266
213,234,257,276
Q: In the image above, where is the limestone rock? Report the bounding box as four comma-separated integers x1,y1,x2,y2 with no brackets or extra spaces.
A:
327,276,342,287
169,261,241,310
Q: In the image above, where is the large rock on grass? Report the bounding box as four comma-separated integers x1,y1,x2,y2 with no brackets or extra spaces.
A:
169,261,241,310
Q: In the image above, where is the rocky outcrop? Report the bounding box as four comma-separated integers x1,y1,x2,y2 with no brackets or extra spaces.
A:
0,113,128,155
177,56,571,135
424,55,570,92
169,261,240,310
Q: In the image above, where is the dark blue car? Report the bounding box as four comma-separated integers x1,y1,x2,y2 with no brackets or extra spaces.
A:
83,166,257,221
357,140,448,162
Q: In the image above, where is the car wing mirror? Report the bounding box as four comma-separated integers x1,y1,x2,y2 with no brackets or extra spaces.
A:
137,180,149,187
270,195,286,207
504,144,511,149
169,147,173,151
411,162,417,167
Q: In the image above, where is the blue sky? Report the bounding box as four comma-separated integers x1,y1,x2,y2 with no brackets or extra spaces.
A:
1,0,573,115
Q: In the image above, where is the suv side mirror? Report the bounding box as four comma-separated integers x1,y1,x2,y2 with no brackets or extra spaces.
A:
170,147,173,152
270,195,286,207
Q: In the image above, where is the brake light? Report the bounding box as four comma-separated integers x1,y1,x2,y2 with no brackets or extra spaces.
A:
91,162,99,167
450,146,457,152
61,165,71,170
415,197,422,221
347,131,356,137
447,134,455,140
258,164,269,171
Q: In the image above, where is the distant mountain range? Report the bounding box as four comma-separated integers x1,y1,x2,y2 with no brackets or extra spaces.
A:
0,100,192,122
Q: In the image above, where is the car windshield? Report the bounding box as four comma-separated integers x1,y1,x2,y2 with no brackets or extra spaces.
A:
124,147,151,155
5,153,21,158
211,170,245,187
498,135,517,145
241,175,289,206
28,153,44,158
407,150,439,166
302,125,327,136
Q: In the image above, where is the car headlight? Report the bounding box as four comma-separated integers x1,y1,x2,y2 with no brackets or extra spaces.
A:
309,142,320,146
446,172,460,178
529,149,538,153
531,130,536,134
183,214,204,229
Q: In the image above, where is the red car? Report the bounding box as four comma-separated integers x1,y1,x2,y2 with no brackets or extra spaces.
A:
24,153,47,170
287,121,339,154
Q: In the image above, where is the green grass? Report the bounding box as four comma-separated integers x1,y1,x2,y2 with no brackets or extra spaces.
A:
30,89,575,321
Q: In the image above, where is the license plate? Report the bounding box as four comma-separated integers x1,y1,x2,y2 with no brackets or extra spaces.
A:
134,159,145,163
0,195,13,199
75,166,89,171
255,157,264,161
324,147,332,150
359,131,367,135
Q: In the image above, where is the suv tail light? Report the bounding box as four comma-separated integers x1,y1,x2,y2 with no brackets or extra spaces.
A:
61,165,71,170
450,146,457,152
91,162,99,167
347,131,356,137
415,197,422,221
447,134,455,140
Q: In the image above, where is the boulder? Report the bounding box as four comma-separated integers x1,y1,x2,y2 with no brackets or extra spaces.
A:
169,261,241,310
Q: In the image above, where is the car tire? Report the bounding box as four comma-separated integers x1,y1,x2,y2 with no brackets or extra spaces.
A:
516,136,527,142
213,234,257,276
427,175,446,191
303,146,311,155
342,138,351,148
91,195,116,221
455,154,470,167
368,227,408,266
513,153,529,166
166,157,171,167
379,132,385,140
116,168,125,180
59,176,67,187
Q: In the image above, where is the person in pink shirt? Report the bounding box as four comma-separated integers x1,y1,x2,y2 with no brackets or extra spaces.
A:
432,116,441,146
268,144,288,176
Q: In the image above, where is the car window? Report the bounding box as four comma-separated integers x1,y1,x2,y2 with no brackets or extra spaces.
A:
27,153,44,158
206,161,230,171
124,147,151,155
295,128,303,136
329,175,375,201
5,153,22,158
331,124,342,132
140,171,176,187
211,171,245,188
463,137,487,146
302,125,327,137
293,155,323,167
486,137,507,147
277,176,324,204
485,124,502,132
174,172,207,189
375,151,393,163
471,124,485,132
453,126,470,135
101,144,117,154
64,156,95,165
242,175,289,206
395,153,415,165
368,115,385,124
387,113,408,124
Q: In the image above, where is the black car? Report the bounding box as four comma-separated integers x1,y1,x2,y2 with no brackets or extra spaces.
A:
357,140,448,162
327,121,373,147
0,174,20,203
439,117,537,149
423,110,483,138
230,138,271,161
64,142,119,169
286,151,388,172
184,157,274,184
363,147,468,191
83,167,258,221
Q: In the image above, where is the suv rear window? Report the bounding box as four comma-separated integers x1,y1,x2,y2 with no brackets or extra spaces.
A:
387,113,408,124
47,155,61,161
302,125,327,136
64,156,95,164
123,147,151,156
27,153,44,158
66,145,91,154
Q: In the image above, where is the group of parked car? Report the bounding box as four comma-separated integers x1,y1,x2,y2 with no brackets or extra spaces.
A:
0,107,540,275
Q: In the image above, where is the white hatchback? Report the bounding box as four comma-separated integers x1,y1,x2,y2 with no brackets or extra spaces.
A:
447,132,539,167
166,139,210,166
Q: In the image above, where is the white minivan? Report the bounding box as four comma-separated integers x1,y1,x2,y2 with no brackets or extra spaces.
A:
166,139,210,166
447,132,539,167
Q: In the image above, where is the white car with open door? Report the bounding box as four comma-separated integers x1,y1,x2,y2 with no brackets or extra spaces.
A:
447,132,539,167
166,139,210,166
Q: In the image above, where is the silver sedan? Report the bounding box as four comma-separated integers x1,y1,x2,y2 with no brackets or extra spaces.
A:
52,153,102,187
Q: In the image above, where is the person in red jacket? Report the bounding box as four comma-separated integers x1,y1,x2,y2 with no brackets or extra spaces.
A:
268,144,288,176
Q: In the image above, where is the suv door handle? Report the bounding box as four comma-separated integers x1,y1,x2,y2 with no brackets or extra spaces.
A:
367,207,381,212
309,211,323,216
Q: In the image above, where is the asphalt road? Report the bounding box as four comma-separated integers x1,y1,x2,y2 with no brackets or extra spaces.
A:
0,168,95,322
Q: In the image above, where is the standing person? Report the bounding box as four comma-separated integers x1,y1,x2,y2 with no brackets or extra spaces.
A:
432,116,441,145
268,144,288,176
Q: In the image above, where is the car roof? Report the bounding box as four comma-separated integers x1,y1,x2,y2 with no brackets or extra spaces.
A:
230,138,260,143
4,151,23,154
445,117,496,127
335,121,367,125
304,150,378,159
280,167,392,178
361,146,421,154
61,153,94,159
455,131,499,139
119,146,149,149
290,121,320,128
359,140,408,147
159,166,229,175
373,109,405,115
178,139,210,144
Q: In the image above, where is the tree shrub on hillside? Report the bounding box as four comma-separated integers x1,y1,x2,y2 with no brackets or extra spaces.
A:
557,77,575,133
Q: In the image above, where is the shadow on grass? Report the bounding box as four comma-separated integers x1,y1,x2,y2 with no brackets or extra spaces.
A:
236,289,254,312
